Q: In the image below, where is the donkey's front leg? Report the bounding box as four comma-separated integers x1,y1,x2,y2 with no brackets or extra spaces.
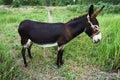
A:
60,49,64,65
56,46,64,67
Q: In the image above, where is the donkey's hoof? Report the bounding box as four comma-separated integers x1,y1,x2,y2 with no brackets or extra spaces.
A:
29,56,33,59
24,64,28,67
57,65,61,68
60,61,64,65
56,63,63,68
56,62,60,68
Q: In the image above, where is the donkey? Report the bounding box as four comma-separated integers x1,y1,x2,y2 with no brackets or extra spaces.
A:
18,5,105,67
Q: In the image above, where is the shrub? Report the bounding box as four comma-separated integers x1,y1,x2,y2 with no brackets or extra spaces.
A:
3,0,13,5
0,0,3,4
12,0,21,7
67,2,120,14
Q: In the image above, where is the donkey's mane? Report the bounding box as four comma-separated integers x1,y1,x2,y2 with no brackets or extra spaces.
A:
67,14,87,23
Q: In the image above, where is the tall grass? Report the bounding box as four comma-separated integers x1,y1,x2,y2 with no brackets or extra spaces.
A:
0,6,120,79
98,14,120,70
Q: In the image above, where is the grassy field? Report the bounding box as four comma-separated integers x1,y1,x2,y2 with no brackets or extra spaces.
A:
0,5,120,80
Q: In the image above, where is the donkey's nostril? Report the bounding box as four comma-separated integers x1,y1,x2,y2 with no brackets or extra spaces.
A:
98,39,100,41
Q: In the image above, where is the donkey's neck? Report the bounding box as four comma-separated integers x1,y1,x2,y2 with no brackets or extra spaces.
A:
66,15,87,38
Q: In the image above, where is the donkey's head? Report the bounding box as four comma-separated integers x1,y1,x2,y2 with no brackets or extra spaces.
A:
85,5,105,43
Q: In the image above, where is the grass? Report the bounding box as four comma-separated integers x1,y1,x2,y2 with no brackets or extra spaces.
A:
0,5,120,80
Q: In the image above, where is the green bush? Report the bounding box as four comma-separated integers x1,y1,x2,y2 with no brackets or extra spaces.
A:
3,0,13,5
67,2,120,14
112,5,120,13
11,0,75,6
102,3,120,14
12,0,21,7
1,0,120,6
0,0,3,4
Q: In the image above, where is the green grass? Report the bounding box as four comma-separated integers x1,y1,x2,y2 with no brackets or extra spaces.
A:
0,5,120,80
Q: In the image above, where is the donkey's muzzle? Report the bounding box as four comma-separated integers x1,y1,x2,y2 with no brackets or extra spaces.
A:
92,33,102,43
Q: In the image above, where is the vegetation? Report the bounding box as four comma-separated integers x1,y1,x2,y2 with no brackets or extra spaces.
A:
2,0,13,5
0,1,120,80
0,0,120,5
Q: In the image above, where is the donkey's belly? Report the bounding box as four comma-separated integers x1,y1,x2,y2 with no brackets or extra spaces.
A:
30,37,58,45
29,35,58,47
30,39,58,47
39,42,58,47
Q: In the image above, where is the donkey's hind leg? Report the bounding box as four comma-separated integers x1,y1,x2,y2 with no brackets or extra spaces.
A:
21,47,27,67
27,41,33,59
21,38,29,67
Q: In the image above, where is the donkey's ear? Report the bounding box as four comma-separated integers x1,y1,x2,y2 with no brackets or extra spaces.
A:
91,5,105,18
88,5,94,17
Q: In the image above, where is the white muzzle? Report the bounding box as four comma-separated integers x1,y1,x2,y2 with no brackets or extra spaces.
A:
92,33,102,43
